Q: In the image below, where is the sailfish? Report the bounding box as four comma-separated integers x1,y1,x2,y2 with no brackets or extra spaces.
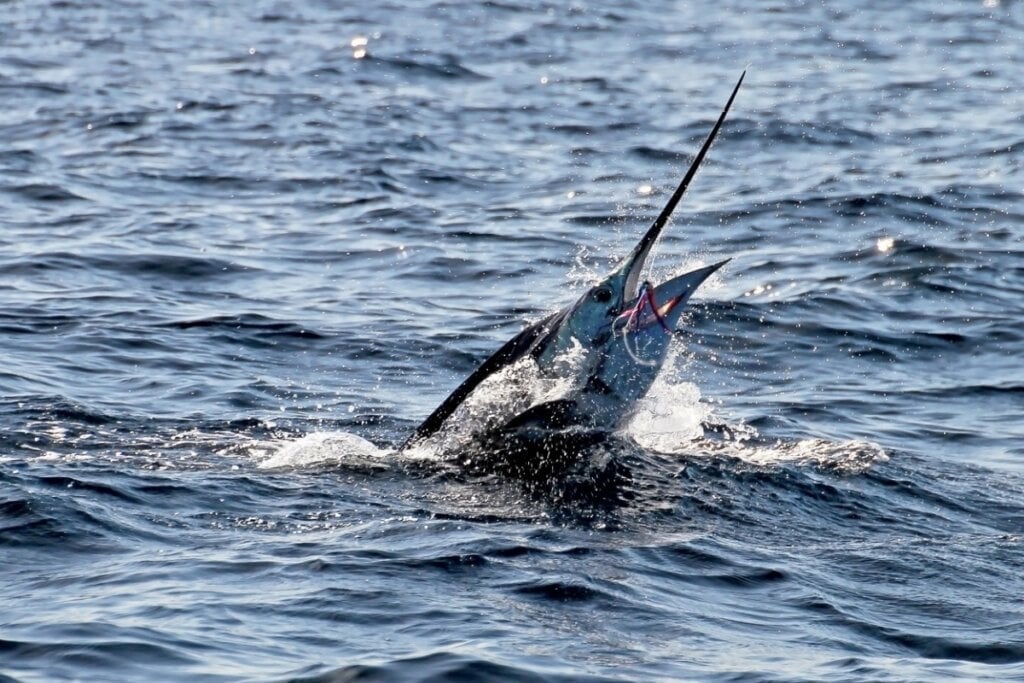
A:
401,72,745,456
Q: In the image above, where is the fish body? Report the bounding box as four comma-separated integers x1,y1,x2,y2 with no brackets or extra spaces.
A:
401,73,744,453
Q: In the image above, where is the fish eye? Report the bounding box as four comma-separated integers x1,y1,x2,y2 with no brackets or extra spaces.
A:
593,287,612,303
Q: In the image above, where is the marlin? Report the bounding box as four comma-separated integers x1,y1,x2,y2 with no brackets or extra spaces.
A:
401,72,744,455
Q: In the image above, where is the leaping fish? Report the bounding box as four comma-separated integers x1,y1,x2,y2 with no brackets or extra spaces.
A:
401,72,744,452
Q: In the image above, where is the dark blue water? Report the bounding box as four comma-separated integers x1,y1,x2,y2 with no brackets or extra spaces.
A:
3,1,1024,681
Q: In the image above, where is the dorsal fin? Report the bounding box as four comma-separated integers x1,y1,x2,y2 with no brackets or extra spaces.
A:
401,308,566,448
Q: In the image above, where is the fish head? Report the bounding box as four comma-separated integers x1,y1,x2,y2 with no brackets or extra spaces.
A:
566,259,729,428
543,207,695,362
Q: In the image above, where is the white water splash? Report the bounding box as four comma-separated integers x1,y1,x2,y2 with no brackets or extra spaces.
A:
626,378,710,450
255,343,592,470
624,345,889,474
258,431,391,470
709,437,890,473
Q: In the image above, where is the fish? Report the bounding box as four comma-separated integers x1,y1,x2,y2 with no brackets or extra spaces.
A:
466,261,729,484
401,72,744,454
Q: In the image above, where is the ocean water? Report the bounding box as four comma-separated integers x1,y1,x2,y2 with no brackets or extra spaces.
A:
2,1,1023,681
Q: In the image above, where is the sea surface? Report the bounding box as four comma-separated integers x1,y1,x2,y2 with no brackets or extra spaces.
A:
2,1,1024,681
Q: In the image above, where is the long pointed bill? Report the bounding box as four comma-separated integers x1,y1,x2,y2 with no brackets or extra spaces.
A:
616,72,745,308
